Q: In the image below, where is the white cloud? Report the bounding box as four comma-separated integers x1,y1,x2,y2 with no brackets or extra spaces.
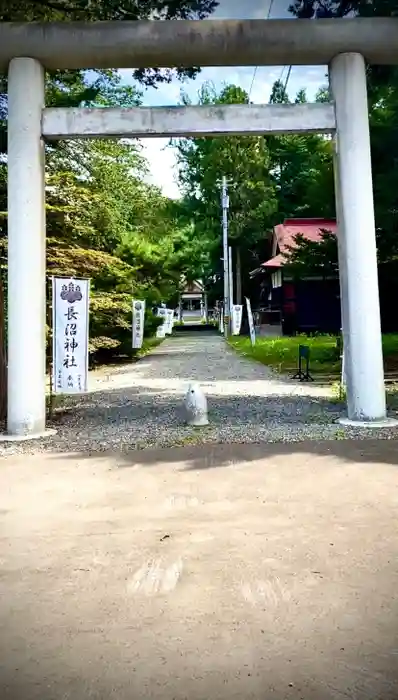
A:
141,138,180,199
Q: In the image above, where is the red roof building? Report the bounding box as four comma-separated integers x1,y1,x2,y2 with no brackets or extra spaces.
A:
262,218,338,269
251,218,340,336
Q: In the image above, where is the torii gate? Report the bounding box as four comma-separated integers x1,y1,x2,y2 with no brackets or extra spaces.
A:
2,17,398,437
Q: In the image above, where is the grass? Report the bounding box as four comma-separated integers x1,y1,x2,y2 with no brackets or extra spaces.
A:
229,333,398,377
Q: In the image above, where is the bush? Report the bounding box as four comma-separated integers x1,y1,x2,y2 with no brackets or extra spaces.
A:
89,294,163,363
144,309,163,338
44,239,166,365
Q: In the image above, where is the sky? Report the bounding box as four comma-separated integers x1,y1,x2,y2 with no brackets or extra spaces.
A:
119,0,328,199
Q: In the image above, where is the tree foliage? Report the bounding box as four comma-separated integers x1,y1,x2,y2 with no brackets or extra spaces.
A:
267,80,335,221
0,0,221,361
0,130,207,359
281,0,398,277
289,0,397,19
282,230,338,278
41,135,210,359
175,83,278,297
174,79,338,299
0,0,218,87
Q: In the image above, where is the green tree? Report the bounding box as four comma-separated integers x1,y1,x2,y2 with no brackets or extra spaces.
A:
42,133,213,359
175,82,277,301
288,0,398,98
269,79,290,104
289,0,396,19
287,1,398,270
46,137,148,250
368,79,398,261
0,0,220,210
277,77,398,276
282,230,338,278
0,0,221,352
0,0,218,86
266,81,335,221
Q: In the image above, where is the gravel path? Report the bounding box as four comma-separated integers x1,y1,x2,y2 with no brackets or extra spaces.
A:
1,333,398,455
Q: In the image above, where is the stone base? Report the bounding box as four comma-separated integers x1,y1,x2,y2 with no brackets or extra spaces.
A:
0,428,57,443
187,419,209,428
338,416,398,429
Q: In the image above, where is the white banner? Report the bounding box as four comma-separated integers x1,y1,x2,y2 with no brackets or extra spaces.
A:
156,307,167,338
245,297,256,346
219,306,224,333
52,277,90,394
165,308,174,335
132,299,145,349
231,305,243,336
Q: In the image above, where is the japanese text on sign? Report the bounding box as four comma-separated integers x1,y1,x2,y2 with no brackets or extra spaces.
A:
52,278,90,394
132,300,146,349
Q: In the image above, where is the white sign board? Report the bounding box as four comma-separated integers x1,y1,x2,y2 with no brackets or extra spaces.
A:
245,297,256,346
132,299,145,349
165,308,174,335
231,304,243,336
52,277,90,394
156,307,167,338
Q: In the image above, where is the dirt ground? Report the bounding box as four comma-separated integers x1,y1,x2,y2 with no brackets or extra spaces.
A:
1,439,398,699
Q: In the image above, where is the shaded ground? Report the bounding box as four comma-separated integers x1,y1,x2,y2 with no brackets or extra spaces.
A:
1,440,398,699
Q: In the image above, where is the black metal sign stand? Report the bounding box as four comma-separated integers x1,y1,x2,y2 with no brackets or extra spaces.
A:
291,344,314,382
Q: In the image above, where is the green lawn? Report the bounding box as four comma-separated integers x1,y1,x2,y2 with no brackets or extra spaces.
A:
229,334,398,376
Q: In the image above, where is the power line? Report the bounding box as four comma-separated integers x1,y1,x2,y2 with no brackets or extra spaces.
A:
247,1,292,104
248,66,258,100
283,65,292,93
248,0,275,100
277,65,287,85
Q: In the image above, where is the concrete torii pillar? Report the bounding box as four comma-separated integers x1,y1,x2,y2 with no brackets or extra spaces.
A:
7,57,47,437
332,142,351,389
330,53,390,424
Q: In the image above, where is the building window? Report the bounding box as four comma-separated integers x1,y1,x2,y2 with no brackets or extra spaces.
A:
272,270,282,289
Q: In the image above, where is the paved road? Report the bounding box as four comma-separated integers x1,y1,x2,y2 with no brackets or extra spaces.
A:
1,333,397,456
1,440,398,699
90,334,333,398
1,334,346,455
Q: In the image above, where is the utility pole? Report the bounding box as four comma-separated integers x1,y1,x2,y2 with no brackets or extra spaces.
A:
221,176,230,337
228,246,234,312
236,247,242,304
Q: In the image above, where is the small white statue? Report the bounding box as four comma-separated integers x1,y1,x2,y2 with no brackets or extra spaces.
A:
183,383,209,427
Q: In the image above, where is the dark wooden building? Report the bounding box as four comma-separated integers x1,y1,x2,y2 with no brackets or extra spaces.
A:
251,218,340,336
